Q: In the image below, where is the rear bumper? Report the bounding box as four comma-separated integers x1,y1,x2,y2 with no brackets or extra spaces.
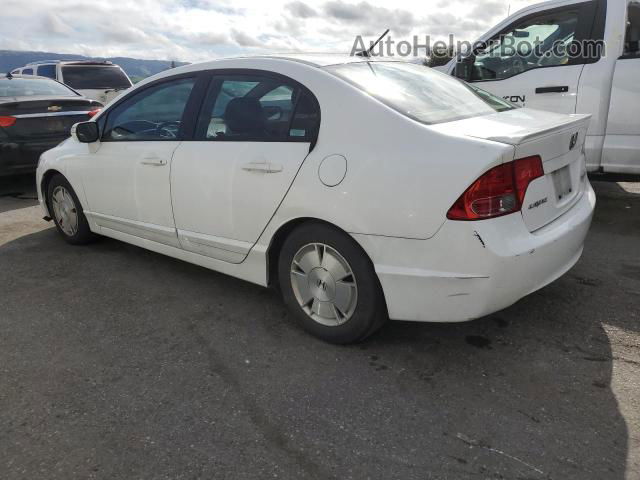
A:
352,183,596,322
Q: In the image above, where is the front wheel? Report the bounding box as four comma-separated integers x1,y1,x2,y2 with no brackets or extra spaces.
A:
278,223,387,344
47,174,96,245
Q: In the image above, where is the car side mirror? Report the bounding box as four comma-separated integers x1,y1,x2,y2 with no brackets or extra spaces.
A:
73,121,99,143
454,54,476,81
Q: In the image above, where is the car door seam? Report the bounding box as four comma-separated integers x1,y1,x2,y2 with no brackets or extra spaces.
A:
239,146,315,261
168,141,183,244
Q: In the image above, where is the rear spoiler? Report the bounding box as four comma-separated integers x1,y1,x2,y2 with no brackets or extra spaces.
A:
480,114,591,145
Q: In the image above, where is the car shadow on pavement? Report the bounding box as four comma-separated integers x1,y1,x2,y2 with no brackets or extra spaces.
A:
0,174,38,214
0,180,637,479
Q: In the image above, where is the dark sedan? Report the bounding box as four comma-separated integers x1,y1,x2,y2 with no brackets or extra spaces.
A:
0,74,102,176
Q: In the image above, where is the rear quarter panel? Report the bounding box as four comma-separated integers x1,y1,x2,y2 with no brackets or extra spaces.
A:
251,62,515,241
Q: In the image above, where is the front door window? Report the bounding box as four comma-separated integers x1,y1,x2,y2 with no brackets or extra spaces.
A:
102,77,195,141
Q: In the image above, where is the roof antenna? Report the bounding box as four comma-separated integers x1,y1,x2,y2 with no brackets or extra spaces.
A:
356,29,390,57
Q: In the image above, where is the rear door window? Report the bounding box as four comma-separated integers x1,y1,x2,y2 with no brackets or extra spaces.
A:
37,65,57,79
196,74,319,142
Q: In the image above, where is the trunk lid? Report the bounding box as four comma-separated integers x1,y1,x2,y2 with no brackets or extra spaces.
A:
432,108,591,231
0,96,98,115
0,97,100,139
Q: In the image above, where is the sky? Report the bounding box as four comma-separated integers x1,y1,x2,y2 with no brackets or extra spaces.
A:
0,0,538,62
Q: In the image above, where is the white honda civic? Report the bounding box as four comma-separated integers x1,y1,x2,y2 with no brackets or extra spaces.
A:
36,55,595,344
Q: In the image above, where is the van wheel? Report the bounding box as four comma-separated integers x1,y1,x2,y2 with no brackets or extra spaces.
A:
47,174,96,245
278,222,387,344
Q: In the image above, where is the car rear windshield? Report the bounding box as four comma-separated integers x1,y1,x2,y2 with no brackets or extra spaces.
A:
61,66,132,90
0,78,78,97
325,61,514,124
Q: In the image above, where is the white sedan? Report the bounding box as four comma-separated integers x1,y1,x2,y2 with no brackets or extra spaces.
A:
36,55,595,344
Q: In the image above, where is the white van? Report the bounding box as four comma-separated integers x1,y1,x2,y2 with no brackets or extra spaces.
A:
445,0,640,174
11,60,132,105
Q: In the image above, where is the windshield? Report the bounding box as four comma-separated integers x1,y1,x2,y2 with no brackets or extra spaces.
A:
325,61,514,124
61,66,132,90
0,78,78,97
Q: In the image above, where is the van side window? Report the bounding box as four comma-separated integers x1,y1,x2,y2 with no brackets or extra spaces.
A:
624,2,640,57
469,9,579,81
196,74,319,142
37,65,57,79
22,68,33,75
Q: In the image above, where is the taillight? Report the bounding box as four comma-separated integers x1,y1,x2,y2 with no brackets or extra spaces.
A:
87,108,102,118
0,116,16,127
447,155,544,221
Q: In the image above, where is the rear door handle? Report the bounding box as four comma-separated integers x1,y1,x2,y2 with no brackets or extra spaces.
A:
535,86,569,94
141,157,167,166
242,161,283,173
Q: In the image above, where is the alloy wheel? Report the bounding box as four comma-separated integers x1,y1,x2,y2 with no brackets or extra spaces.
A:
51,186,79,237
290,243,358,326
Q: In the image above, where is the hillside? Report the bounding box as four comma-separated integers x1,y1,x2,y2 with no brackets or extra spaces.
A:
0,50,189,81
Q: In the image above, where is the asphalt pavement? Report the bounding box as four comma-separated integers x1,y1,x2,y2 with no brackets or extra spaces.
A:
0,174,638,479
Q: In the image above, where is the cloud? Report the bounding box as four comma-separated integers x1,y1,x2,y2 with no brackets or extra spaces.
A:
95,23,152,44
0,0,538,62
323,1,417,36
42,13,74,35
324,0,366,21
191,32,230,46
470,1,508,21
286,1,319,18
231,29,262,47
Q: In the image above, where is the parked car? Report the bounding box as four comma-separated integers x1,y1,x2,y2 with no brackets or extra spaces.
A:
36,56,595,343
0,74,102,176
444,0,640,175
11,60,132,105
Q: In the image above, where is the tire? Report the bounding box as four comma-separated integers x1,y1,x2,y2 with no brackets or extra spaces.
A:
47,174,96,245
278,222,387,344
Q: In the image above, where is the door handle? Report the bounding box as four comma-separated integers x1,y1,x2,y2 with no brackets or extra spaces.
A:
241,161,283,173
535,86,569,94
141,157,167,166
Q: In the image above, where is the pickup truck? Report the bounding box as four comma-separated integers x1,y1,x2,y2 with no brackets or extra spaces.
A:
445,0,640,174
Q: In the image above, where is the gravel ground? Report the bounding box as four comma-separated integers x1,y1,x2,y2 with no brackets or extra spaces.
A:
0,174,638,480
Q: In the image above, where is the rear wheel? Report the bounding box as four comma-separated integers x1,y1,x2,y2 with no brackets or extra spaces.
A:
278,222,387,344
47,174,95,245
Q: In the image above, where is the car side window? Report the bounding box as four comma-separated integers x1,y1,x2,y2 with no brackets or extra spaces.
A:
22,68,33,75
37,65,57,79
468,9,579,81
102,77,195,142
288,91,320,140
196,74,319,142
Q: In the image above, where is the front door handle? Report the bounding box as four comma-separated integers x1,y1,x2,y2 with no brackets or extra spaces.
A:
141,157,167,166
535,86,569,94
242,161,283,173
